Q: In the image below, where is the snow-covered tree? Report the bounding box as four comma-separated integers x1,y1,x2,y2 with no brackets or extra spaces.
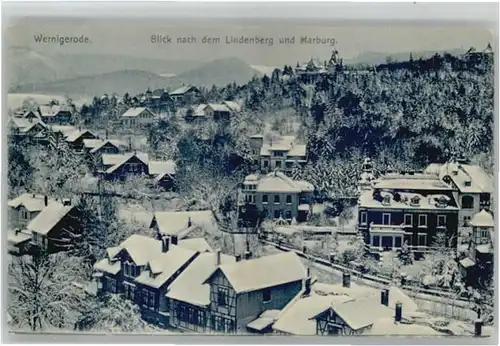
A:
398,240,415,265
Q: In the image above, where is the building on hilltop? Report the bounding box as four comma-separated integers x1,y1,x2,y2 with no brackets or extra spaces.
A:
249,134,307,174
357,171,460,258
121,107,156,127
240,171,314,224
295,50,343,84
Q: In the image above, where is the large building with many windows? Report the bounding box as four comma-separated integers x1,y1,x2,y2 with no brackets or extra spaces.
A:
357,172,460,257
241,171,314,223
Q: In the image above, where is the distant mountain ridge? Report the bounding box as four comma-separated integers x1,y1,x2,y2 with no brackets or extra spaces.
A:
10,57,263,98
345,48,466,66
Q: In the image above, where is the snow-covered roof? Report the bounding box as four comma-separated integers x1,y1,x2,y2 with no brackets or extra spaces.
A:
459,257,475,268
93,258,121,275
9,117,44,133
252,171,314,193
7,230,33,246
65,129,96,143
39,105,66,117
107,246,121,259
437,162,493,193
476,244,492,254
178,238,213,253
374,174,452,191
105,152,149,174
206,103,231,112
273,293,352,335
89,140,122,154
102,153,127,167
365,317,442,336
470,210,494,228
135,246,198,288
150,210,216,237
222,101,241,112
27,203,74,235
247,310,281,331
260,136,298,155
8,193,55,212
170,85,199,96
148,160,176,176
166,252,236,307
83,139,105,149
358,189,459,211
49,125,78,137
121,107,153,118
118,234,163,266
207,252,307,294
191,104,208,117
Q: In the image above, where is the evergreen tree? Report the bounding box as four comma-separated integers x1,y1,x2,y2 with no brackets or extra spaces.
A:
398,240,414,265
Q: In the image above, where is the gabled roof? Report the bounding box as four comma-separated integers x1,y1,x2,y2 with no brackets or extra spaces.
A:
437,162,493,193
9,117,46,133
65,129,97,143
27,203,74,235
102,153,128,167
150,210,217,237
167,252,236,307
117,234,163,266
222,101,241,112
38,105,62,117
135,246,198,288
178,238,213,253
90,140,122,154
148,160,176,176
121,107,154,118
170,85,199,96
49,125,78,138
105,152,149,174
191,104,208,116
206,104,230,112
471,209,494,228
247,171,314,193
205,252,307,294
83,139,105,149
8,193,54,212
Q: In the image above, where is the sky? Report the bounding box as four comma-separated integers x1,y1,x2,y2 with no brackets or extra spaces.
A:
6,18,495,66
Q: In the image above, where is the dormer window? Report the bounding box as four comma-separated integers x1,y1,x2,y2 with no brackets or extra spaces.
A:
381,195,391,206
464,181,472,187
436,196,448,208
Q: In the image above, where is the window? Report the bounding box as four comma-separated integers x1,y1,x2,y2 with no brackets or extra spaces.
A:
360,212,367,225
273,151,284,157
123,282,136,301
262,195,268,204
274,195,280,204
437,215,446,227
276,161,282,168
382,213,391,225
372,236,380,247
20,209,28,220
263,160,269,168
418,234,427,246
462,196,474,209
394,237,402,248
107,277,117,293
274,210,281,219
404,233,413,246
404,214,413,227
124,261,137,278
142,289,156,311
217,287,229,306
463,215,472,226
418,214,427,227
286,195,292,204
285,210,292,220
263,289,272,303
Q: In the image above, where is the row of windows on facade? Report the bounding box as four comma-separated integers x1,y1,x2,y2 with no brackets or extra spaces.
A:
245,193,294,204
371,234,427,247
360,212,447,228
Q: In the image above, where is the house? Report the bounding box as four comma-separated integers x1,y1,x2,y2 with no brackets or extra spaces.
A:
93,234,216,327
222,101,242,113
88,139,123,156
8,194,81,254
202,251,307,333
100,152,149,181
8,117,48,144
170,85,202,105
240,171,314,223
47,125,78,147
37,104,72,124
148,160,177,191
167,251,236,332
121,107,156,127
185,104,208,122
249,134,307,173
295,50,342,83
204,104,232,122
424,159,493,226
13,109,40,121
150,210,218,240
149,89,174,112
458,209,494,287
357,172,460,258
64,129,98,152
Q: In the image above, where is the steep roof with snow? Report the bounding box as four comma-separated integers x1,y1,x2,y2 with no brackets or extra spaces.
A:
170,85,199,96
437,162,493,193
117,234,163,266
104,152,149,174
207,252,307,294
121,107,154,118
27,203,74,235
178,238,213,253
148,160,176,176
222,101,241,112
65,129,96,143
167,252,236,307
135,246,198,288
365,317,442,336
248,171,314,193
8,193,55,212
150,210,216,237
471,210,494,228
89,140,122,154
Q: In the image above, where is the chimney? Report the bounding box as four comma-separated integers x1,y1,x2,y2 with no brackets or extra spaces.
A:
395,302,403,322
161,236,169,253
44,195,48,207
216,249,221,266
62,198,71,206
474,319,483,337
342,272,351,288
235,254,241,262
188,216,192,228
171,235,178,245
304,277,312,295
